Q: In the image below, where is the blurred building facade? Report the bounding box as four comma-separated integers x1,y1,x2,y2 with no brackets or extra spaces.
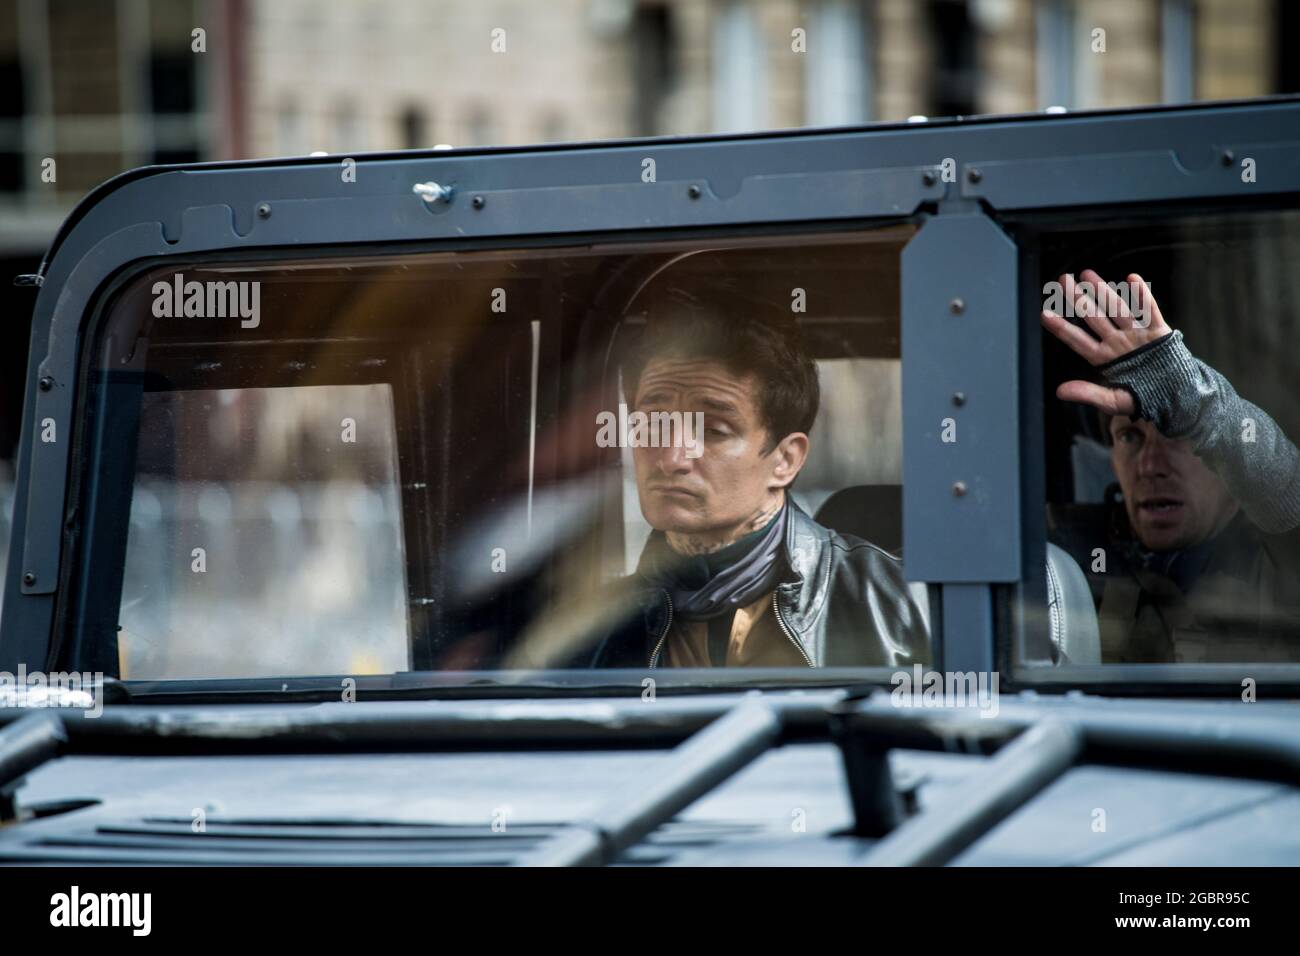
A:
243,0,1281,152
0,0,1290,257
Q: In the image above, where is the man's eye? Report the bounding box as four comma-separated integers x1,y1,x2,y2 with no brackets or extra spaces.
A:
1117,430,1139,444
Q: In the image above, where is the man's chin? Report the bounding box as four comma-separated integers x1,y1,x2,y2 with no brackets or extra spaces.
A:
1134,519,1195,553
641,501,706,535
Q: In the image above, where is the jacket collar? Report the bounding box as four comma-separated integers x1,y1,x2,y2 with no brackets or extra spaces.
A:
775,496,833,650
635,495,831,663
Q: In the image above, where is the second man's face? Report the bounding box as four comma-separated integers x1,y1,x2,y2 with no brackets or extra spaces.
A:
1109,416,1239,552
632,357,790,537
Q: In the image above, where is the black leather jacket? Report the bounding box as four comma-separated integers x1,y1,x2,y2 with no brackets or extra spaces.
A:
590,499,931,668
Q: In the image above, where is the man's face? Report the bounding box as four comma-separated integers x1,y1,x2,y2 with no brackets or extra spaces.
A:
1109,416,1239,552
631,357,801,537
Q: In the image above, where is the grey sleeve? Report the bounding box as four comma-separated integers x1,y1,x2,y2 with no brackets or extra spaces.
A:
1098,330,1300,534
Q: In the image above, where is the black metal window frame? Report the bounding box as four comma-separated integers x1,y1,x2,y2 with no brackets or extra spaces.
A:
3,96,1300,693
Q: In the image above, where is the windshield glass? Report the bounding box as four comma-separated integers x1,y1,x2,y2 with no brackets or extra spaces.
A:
84,227,934,680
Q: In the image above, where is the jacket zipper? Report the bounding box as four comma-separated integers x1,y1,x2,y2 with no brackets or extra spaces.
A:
772,592,815,668
648,590,673,669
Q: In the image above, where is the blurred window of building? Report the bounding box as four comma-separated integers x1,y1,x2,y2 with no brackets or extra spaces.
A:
398,105,427,149
630,1,677,135
49,0,120,117
1036,0,1071,108
804,0,873,126
1279,0,1300,93
1161,0,1195,103
146,0,206,165
712,0,768,132
148,17,197,113
40,0,123,197
1035,0,1097,109
927,0,978,116
0,0,23,194
0,0,211,211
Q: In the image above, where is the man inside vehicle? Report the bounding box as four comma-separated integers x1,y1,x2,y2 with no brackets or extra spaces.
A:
1042,270,1300,662
588,291,930,668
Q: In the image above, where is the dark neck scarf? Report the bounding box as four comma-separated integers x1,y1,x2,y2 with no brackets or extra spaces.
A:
637,503,789,621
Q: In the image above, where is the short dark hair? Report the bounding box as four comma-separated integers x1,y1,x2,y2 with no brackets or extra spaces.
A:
619,288,820,452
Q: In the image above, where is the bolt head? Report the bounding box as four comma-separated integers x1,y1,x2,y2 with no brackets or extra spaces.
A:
949,298,965,315
952,392,966,406
38,376,52,391
687,184,702,199
1221,149,1235,166
952,481,968,497
472,195,485,209
966,168,982,183
922,169,937,186
22,571,35,586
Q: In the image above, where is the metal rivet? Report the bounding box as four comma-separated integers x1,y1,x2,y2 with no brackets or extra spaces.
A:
1221,149,1234,166
949,298,965,315
922,169,937,186
952,481,968,497
472,195,485,209
256,203,271,219
22,571,36,586
952,392,966,407
687,184,702,199
38,376,53,391
966,168,982,183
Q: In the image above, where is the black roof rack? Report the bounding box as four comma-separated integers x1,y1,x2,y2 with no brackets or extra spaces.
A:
4,692,1300,865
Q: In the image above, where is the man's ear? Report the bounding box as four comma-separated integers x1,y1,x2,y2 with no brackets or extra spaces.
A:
768,432,809,490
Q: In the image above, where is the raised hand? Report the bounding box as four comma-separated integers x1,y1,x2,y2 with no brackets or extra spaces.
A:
1039,269,1171,416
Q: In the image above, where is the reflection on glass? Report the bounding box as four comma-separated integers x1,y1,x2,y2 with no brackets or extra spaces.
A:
120,385,407,678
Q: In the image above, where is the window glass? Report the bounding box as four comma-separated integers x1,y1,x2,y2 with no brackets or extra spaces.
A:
120,385,407,679
87,227,931,678
1035,207,1300,665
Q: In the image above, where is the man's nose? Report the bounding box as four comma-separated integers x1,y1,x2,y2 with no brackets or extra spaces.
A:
1136,430,1173,478
651,438,694,474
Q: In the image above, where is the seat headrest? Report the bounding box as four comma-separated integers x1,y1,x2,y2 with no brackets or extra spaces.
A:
1045,542,1101,665
813,485,902,553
